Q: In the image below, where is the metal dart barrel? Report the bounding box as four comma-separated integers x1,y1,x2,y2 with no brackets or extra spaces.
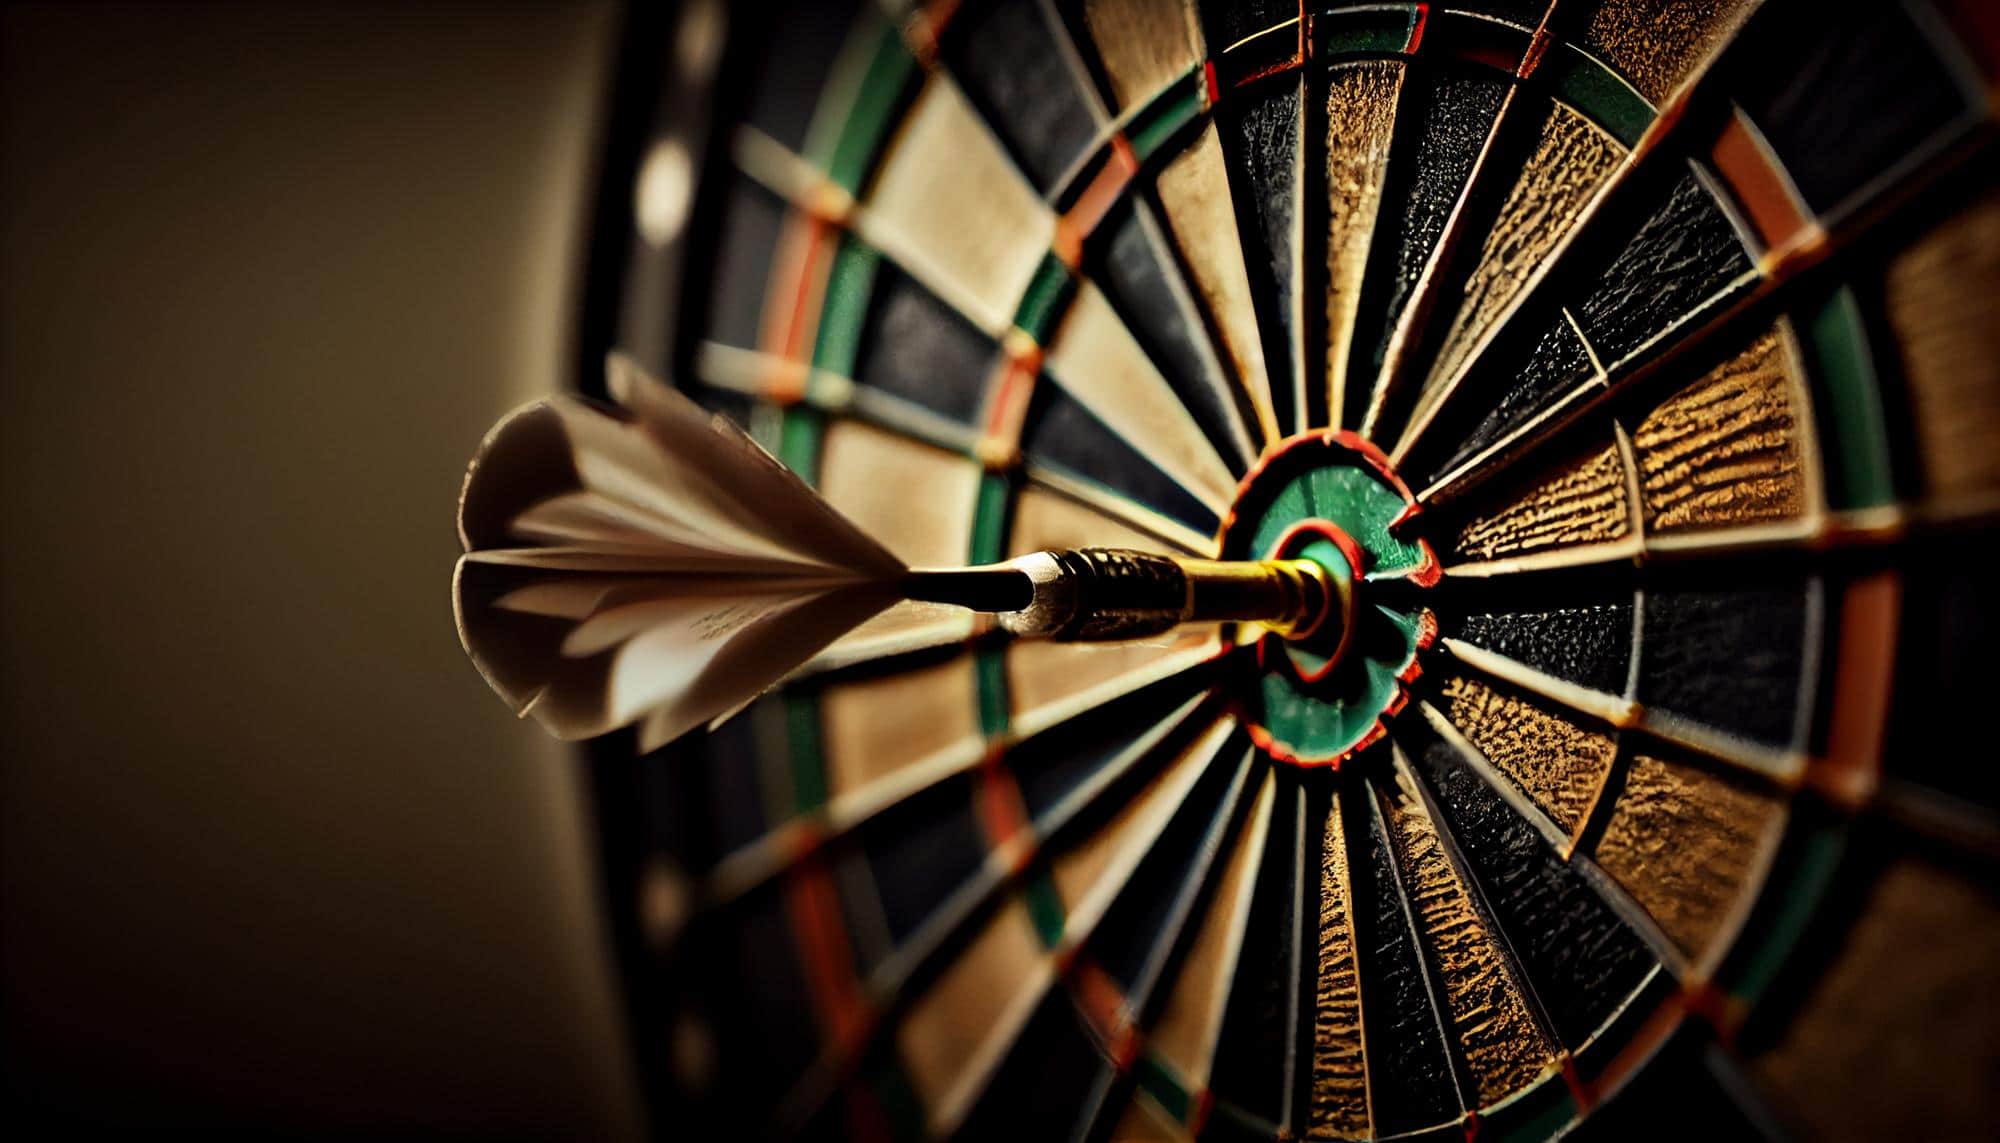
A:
903,547,1342,644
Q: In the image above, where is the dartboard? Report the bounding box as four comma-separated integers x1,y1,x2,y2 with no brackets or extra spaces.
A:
573,1,2000,1138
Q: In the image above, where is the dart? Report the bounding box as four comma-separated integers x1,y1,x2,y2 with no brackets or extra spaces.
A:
454,355,1356,751
435,0,2000,1134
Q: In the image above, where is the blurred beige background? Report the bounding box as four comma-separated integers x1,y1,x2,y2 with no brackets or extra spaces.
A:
0,2,640,1133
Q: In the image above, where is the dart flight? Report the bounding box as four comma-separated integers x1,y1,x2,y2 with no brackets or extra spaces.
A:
453,356,909,750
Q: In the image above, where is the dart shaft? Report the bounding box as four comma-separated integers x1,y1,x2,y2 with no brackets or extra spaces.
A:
904,548,1339,643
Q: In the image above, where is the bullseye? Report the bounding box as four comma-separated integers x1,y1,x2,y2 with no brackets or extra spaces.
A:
1218,431,1440,768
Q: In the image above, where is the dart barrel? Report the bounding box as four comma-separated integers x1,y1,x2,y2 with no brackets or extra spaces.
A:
906,548,1346,644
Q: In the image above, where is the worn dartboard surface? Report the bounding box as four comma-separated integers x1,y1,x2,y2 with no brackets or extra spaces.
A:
576,1,2000,1139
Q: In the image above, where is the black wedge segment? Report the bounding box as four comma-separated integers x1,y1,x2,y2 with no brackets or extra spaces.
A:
1399,716,1659,1047
1729,0,1978,216
1022,384,1222,533
1348,776,1465,1135
1417,170,1755,486
1637,578,1816,753
938,0,1098,193
1208,779,1308,1133
1449,576,1639,700
854,262,995,424
1348,65,1508,419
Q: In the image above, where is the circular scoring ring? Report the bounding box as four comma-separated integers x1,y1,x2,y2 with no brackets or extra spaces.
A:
1218,431,1441,769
